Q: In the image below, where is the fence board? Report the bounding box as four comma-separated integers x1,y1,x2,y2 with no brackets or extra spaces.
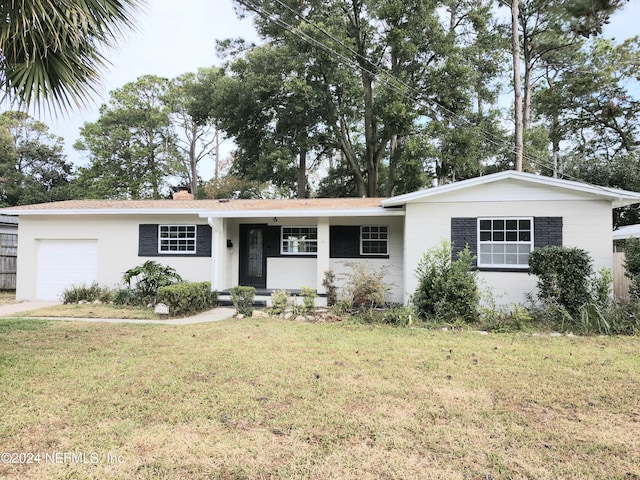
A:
0,252,16,290
613,252,630,299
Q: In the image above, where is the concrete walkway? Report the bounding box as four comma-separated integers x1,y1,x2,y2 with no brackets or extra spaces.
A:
0,301,236,325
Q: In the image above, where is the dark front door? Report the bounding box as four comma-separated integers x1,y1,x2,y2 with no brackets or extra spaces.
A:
239,224,267,288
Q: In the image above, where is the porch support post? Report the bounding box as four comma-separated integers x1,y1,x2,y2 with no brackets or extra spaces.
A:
208,217,223,292
316,217,330,295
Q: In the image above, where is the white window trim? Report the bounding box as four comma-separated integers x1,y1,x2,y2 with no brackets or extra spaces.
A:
477,217,533,269
360,225,389,256
158,224,197,255
280,226,318,255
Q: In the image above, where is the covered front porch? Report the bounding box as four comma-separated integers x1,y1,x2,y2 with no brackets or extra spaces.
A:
201,208,405,305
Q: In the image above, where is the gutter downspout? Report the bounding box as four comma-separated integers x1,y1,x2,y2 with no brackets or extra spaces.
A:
208,217,222,292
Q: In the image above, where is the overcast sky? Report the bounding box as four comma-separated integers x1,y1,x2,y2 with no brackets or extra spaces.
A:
46,0,640,179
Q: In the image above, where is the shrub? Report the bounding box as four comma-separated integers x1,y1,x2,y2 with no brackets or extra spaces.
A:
479,304,533,333
157,282,218,316
624,237,640,297
322,270,338,306
230,286,255,316
112,288,138,306
122,261,183,304
300,286,317,313
413,241,479,323
62,282,113,304
378,304,418,327
342,262,390,308
528,246,593,316
269,289,289,315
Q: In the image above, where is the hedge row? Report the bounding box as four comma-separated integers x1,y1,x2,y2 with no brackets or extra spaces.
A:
157,282,218,316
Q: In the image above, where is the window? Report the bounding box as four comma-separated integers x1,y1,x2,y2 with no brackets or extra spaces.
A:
159,225,197,253
361,225,389,255
478,218,532,268
281,227,317,254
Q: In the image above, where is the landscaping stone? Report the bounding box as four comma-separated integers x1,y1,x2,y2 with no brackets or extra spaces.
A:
252,310,269,318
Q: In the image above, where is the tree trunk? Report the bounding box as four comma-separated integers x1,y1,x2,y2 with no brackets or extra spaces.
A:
512,0,523,172
297,146,307,198
190,122,198,197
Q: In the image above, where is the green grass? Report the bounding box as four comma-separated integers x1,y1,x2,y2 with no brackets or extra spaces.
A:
0,317,638,479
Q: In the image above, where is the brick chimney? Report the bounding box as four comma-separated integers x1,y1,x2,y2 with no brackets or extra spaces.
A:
172,189,194,200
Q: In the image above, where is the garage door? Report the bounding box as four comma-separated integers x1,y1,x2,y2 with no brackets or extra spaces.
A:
37,240,99,301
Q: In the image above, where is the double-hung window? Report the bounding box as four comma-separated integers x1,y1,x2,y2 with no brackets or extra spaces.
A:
361,226,389,255
159,225,197,253
282,227,317,254
478,218,532,268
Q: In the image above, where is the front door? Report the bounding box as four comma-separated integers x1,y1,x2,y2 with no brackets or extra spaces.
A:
239,224,267,288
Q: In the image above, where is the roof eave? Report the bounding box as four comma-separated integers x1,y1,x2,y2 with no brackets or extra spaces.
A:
382,171,640,207
198,208,404,218
2,207,404,218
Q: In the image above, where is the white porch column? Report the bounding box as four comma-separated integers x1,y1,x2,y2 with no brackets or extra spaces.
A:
207,217,224,291
316,217,330,294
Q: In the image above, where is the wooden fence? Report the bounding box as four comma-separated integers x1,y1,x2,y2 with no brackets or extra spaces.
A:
0,233,17,290
613,251,630,299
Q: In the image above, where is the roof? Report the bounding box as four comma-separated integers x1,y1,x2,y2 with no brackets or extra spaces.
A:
382,170,640,208
613,224,640,240
0,215,18,225
0,197,401,218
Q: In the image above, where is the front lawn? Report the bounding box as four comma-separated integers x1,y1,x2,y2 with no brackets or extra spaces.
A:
18,303,161,320
0,317,638,479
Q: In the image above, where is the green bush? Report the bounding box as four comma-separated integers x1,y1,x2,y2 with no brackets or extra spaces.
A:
528,246,593,316
378,304,418,327
62,282,113,304
479,304,533,333
157,282,218,316
112,288,138,306
269,289,289,315
624,237,640,297
122,261,183,305
413,241,479,323
300,286,317,313
230,286,255,316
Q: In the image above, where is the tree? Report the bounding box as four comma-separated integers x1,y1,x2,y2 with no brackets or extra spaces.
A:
195,42,327,198
167,70,222,198
0,0,143,111
73,75,179,199
533,36,639,176
223,0,506,196
0,111,72,206
506,0,630,171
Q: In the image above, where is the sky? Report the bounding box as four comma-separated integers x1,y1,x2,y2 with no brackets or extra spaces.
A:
49,0,258,178
43,0,640,180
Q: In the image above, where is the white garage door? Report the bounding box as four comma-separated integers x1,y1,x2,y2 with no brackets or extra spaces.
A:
37,240,99,301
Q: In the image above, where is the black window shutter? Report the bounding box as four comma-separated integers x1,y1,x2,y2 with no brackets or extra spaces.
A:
330,226,360,258
451,218,478,267
264,226,282,257
139,224,158,256
196,225,213,257
534,217,563,247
